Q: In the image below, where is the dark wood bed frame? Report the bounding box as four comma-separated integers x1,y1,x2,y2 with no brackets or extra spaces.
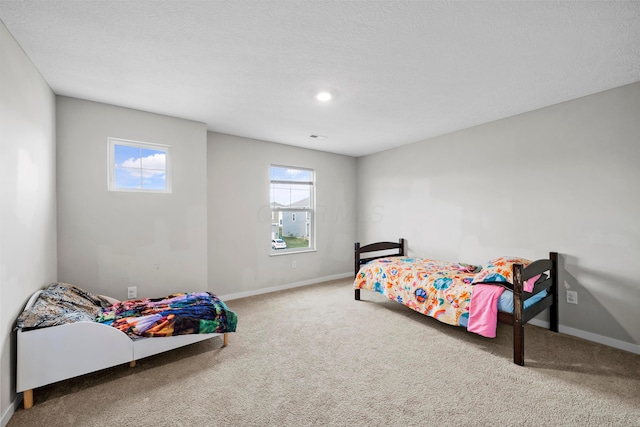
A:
354,238,559,366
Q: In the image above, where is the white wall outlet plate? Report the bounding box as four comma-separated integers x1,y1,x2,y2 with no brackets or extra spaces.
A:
566,290,578,304
127,286,137,299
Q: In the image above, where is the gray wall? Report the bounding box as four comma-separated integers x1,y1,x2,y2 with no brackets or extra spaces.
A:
56,97,208,300
207,133,356,298
0,22,57,423
357,82,640,349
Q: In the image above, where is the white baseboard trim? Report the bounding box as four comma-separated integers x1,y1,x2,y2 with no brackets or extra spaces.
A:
528,319,640,355
2,393,22,427
218,272,353,302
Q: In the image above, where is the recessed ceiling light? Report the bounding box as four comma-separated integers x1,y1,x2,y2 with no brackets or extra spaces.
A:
316,91,332,102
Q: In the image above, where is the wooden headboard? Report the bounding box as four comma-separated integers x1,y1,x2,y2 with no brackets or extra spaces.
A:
354,238,406,277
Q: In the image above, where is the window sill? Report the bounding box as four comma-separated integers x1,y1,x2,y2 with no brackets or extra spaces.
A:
269,248,316,257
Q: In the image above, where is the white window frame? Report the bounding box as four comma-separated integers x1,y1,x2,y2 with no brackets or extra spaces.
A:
107,137,172,193
270,164,315,254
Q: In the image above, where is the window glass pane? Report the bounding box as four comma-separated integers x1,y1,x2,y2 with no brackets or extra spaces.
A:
115,145,141,168
271,183,311,208
109,138,171,193
278,210,311,248
270,165,314,252
142,171,166,190
270,166,313,182
140,148,166,170
114,167,142,189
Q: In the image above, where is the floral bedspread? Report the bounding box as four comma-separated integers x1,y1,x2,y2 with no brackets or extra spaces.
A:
354,257,479,327
96,292,238,338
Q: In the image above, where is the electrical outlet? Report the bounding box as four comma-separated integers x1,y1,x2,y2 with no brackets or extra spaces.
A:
292,260,297,269
127,286,137,299
566,290,578,304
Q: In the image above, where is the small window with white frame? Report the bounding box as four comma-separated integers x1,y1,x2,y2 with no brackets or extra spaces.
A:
108,138,171,193
270,165,314,253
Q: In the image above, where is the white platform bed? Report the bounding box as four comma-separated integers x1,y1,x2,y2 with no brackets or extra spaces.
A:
17,290,229,409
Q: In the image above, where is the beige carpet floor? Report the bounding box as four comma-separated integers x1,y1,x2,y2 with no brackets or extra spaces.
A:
8,278,640,427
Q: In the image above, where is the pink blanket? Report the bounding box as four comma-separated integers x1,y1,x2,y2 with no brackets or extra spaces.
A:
467,284,505,338
467,275,541,337
525,274,541,292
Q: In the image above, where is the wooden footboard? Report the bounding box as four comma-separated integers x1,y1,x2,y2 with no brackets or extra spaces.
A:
354,238,559,366
508,251,559,365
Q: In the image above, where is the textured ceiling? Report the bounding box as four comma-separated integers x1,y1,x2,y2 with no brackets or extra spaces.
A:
1,1,640,157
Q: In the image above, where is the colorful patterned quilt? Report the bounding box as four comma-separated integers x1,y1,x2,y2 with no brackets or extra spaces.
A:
17,283,112,329
354,257,478,327
96,292,238,338
17,283,238,340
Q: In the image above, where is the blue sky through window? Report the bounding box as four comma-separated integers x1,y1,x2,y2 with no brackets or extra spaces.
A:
114,144,166,190
270,166,313,182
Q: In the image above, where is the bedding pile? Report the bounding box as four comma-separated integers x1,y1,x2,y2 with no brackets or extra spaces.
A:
96,292,237,338
16,283,111,329
17,283,238,339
